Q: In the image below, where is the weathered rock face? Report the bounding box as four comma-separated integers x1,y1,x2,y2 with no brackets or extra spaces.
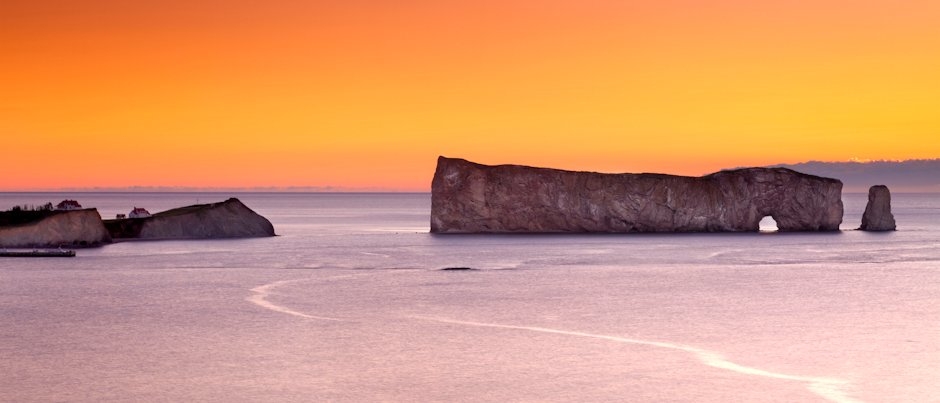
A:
431,157,844,233
0,209,112,248
107,198,275,240
859,185,896,231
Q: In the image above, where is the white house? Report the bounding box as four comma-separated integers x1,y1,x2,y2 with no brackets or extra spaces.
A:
55,200,82,210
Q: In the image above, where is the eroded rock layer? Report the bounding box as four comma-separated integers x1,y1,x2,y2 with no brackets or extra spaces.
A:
0,209,112,248
431,157,844,233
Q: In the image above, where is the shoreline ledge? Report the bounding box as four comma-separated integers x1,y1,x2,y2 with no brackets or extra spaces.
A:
430,156,843,233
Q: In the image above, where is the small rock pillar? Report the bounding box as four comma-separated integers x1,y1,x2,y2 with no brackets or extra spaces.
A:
859,185,896,231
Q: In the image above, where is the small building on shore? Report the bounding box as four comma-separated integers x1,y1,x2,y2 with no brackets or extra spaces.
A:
129,207,151,218
56,200,82,210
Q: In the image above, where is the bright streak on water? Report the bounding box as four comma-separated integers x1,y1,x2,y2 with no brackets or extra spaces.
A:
249,274,862,402
408,316,860,403
247,279,345,322
1,192,938,402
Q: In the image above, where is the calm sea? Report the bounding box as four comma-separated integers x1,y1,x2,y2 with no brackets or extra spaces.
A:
1,192,938,402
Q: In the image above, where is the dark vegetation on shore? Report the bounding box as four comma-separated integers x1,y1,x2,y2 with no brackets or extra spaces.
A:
0,203,58,227
102,217,146,239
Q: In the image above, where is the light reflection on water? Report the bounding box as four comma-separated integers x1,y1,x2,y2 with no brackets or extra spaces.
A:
0,193,938,402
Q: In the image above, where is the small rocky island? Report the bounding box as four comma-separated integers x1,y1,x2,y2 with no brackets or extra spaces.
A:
859,185,896,231
0,198,274,248
431,156,845,233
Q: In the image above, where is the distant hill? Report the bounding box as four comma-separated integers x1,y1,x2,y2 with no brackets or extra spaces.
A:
765,159,940,193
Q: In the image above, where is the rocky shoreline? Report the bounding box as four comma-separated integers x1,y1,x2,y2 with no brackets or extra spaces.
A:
0,198,275,249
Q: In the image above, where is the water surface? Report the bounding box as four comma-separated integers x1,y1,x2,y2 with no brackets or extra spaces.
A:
1,193,938,402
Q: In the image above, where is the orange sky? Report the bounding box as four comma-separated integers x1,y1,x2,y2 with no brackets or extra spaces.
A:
2,1,939,191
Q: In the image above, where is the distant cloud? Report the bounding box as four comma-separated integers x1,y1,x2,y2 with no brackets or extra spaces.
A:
768,159,940,192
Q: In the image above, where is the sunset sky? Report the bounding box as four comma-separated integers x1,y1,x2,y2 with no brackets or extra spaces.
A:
2,1,939,191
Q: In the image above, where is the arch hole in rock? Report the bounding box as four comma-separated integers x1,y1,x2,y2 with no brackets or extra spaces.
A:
759,216,778,232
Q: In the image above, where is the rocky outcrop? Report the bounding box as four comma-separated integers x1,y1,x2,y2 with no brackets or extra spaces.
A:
859,185,896,231
105,198,275,240
431,157,844,233
0,209,111,248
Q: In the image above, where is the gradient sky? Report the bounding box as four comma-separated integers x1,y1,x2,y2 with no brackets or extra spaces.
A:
2,1,939,191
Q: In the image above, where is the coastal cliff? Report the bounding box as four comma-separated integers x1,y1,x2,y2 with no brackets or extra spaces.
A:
106,198,275,240
431,157,844,233
0,209,112,248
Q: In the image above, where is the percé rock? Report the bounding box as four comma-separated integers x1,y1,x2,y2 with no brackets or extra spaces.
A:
0,209,112,248
859,185,896,231
106,198,275,240
431,157,844,233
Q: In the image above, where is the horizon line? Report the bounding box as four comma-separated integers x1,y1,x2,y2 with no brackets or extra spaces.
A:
3,158,939,193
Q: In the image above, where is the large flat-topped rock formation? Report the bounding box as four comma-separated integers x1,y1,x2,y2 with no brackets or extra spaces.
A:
105,198,275,240
431,157,844,233
0,209,112,248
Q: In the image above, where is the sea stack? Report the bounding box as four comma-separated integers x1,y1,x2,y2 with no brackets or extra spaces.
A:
430,157,844,233
859,185,896,231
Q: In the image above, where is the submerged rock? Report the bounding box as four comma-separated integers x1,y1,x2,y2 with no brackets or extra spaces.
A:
859,185,896,231
431,157,844,233
0,209,111,248
106,198,275,240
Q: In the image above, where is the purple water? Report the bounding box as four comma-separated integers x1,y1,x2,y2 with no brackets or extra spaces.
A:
1,193,938,402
